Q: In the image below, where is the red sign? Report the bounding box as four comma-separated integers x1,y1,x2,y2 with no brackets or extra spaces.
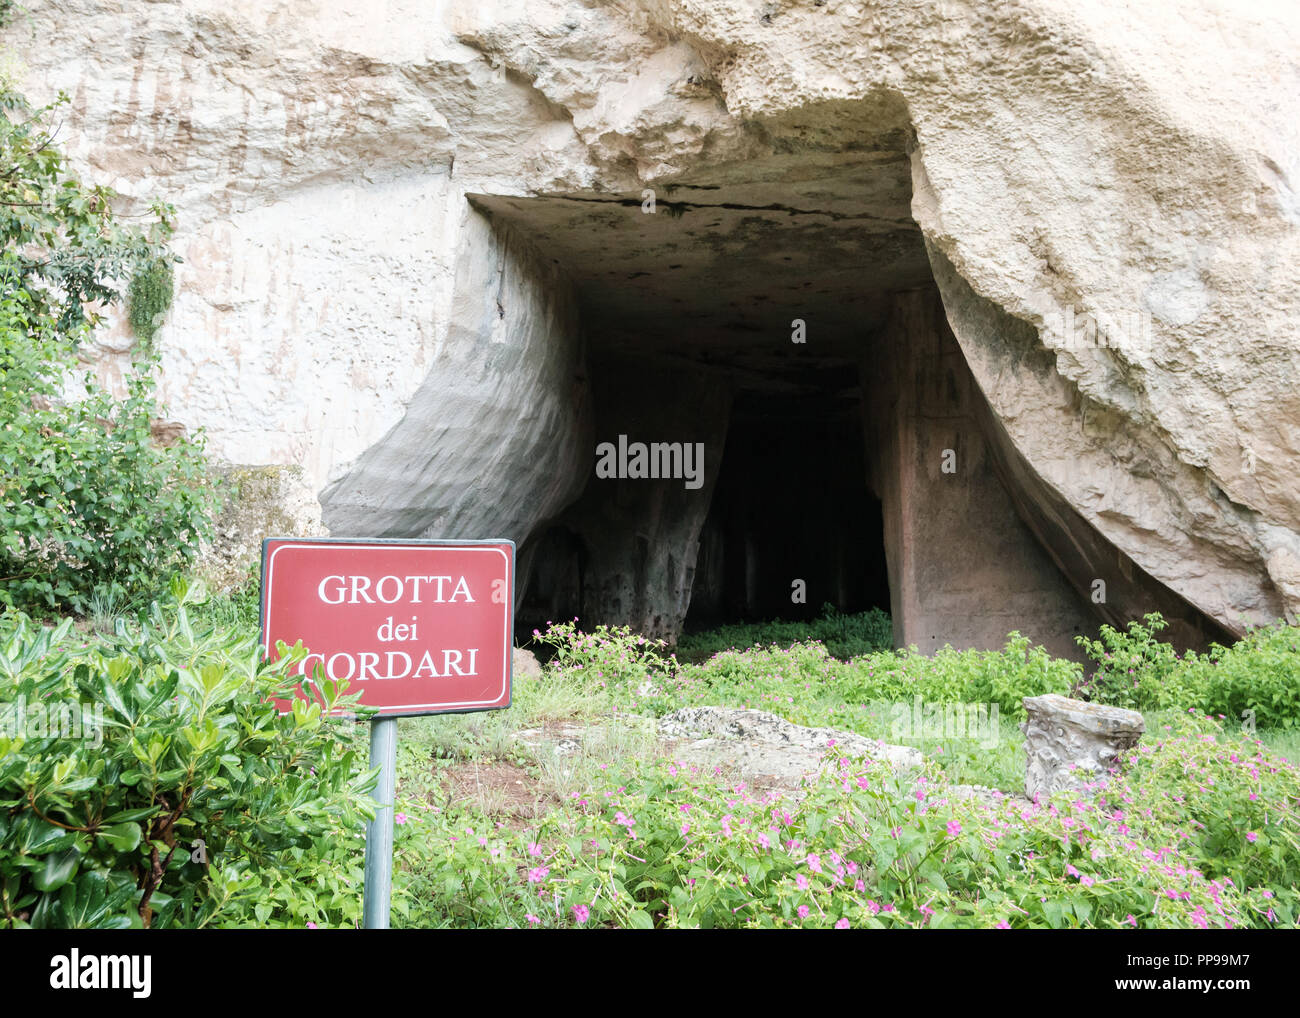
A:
260,538,514,718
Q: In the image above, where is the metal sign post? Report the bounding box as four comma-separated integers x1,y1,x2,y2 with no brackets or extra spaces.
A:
259,537,515,931
362,717,398,929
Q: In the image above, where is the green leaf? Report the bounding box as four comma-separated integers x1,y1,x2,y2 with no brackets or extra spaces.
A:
104,806,161,824
96,822,142,852
34,847,81,892
23,823,78,856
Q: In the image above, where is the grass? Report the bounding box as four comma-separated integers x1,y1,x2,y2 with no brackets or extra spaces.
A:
51,582,1300,805
187,569,260,631
531,717,663,801
392,658,661,818
1261,726,1300,764
391,616,1300,827
16,580,1296,929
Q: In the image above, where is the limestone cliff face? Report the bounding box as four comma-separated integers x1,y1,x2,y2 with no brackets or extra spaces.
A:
10,0,1299,638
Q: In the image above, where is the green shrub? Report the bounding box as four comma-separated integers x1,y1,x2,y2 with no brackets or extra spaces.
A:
0,88,216,614
530,619,678,715
682,641,847,715
1075,613,1300,728
841,634,1078,720
1073,613,1181,709
1177,623,1300,730
677,605,892,660
126,255,175,349
0,361,217,614
0,581,376,929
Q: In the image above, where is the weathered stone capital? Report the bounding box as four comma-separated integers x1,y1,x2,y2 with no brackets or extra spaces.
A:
1021,694,1144,801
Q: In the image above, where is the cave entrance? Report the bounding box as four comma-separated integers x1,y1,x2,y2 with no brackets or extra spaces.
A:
685,389,889,632
461,144,1210,658
471,148,932,646
314,91,1236,657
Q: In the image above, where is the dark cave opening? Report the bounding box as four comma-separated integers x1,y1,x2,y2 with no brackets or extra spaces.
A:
684,389,889,632
473,176,1229,657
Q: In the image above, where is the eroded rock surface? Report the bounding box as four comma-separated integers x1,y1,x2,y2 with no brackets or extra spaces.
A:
1021,693,1145,801
12,0,1299,641
512,647,543,679
201,464,327,591
511,706,923,789
658,706,925,784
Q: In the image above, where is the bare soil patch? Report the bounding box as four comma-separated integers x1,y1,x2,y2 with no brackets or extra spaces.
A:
430,759,559,824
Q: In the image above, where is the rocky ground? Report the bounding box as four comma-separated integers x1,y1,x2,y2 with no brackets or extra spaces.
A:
509,704,1016,808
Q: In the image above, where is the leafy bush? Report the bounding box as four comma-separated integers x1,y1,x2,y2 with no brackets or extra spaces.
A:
677,605,892,660
1176,624,1300,730
1075,613,1300,728
530,619,679,716
679,641,848,717
840,634,1078,720
1073,613,1182,710
0,582,376,928
0,87,214,613
126,255,175,349
0,362,216,613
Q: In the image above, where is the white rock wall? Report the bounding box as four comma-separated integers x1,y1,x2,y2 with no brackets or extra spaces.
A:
318,205,592,543
159,171,455,488
10,0,602,498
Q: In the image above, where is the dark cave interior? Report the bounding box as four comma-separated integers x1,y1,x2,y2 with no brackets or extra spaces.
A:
470,161,1224,657
685,389,890,631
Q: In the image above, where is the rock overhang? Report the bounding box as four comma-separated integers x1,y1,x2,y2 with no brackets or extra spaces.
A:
467,153,930,391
